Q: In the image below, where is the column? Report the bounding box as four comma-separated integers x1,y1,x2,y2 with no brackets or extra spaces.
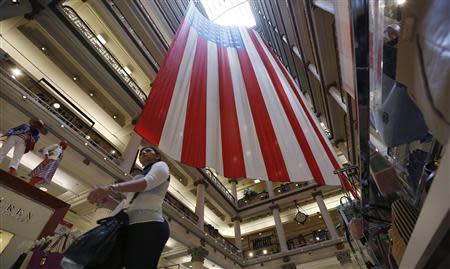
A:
194,179,208,229
229,178,238,202
189,247,209,269
119,132,142,173
270,204,288,252
266,181,275,197
313,191,339,239
231,216,242,251
336,250,354,269
281,263,297,269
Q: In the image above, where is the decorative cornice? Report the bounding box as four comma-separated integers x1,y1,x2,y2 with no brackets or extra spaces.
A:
336,250,352,265
231,215,242,222
281,262,296,269
189,247,209,262
311,190,323,198
194,179,209,188
269,203,280,210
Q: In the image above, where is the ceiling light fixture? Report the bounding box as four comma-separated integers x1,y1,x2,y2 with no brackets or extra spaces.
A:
123,66,132,75
262,249,268,254
85,135,91,140
89,92,94,97
12,68,22,76
396,0,406,5
53,103,61,109
113,115,118,119
248,252,254,257
72,75,78,81
111,150,116,154
96,34,107,45
39,186,48,192
254,179,261,184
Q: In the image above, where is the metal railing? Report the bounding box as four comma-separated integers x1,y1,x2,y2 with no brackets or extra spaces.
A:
204,224,241,256
202,168,236,204
164,192,199,224
60,5,147,105
237,190,269,207
0,66,122,165
273,182,310,196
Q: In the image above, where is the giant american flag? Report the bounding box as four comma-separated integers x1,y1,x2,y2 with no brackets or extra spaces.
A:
136,3,355,193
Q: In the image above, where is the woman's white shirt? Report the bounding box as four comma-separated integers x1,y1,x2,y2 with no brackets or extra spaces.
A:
113,161,170,224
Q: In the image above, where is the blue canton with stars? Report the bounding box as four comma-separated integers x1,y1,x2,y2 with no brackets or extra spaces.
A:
185,5,245,49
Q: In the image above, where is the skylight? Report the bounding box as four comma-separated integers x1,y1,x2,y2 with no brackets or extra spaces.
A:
200,0,256,27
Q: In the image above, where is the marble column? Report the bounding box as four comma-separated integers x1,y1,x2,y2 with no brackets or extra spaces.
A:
270,204,288,252
231,215,242,251
313,191,339,239
228,178,238,202
119,132,142,174
336,250,354,268
266,181,275,197
194,179,208,229
189,247,209,269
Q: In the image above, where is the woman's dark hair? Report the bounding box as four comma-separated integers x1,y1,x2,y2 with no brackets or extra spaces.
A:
139,146,161,160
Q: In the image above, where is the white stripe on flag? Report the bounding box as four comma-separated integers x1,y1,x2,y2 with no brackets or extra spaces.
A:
239,28,313,182
253,31,341,185
205,41,223,174
227,47,267,180
159,28,198,159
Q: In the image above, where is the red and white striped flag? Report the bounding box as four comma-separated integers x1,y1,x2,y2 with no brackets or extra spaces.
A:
136,4,354,191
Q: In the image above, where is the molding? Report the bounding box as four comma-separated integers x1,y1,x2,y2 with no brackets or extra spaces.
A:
231,215,242,222
311,190,323,198
189,246,209,262
269,203,280,210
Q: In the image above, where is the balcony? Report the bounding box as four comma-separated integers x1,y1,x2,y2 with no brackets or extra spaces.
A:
0,63,126,180
58,5,147,105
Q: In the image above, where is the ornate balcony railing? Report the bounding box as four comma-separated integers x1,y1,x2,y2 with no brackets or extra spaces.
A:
204,224,241,256
0,65,121,164
60,5,147,105
164,192,199,224
286,230,329,250
202,168,236,204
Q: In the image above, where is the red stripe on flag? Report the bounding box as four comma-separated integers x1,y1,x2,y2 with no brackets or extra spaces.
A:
135,19,191,145
237,49,289,182
248,30,325,185
181,37,208,167
260,35,359,199
218,47,246,178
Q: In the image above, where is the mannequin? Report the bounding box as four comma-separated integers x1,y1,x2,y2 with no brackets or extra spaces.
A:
29,140,68,186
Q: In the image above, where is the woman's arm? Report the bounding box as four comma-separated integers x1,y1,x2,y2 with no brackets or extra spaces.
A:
96,195,121,210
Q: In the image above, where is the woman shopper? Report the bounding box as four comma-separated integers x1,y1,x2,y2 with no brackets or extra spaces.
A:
87,146,170,269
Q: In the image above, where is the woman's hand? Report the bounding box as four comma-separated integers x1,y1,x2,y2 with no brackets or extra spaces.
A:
87,186,112,204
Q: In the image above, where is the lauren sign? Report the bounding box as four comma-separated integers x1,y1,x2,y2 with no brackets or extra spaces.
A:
0,186,53,239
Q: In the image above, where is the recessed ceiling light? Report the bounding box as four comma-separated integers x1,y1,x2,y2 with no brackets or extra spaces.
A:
123,66,132,75
22,95,27,99
12,68,22,76
85,135,91,140
111,150,116,154
262,249,268,254
53,103,61,109
113,115,118,119
41,46,47,52
248,252,254,257
72,75,78,81
84,142,88,146
97,34,107,45
89,92,94,97
60,124,65,128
